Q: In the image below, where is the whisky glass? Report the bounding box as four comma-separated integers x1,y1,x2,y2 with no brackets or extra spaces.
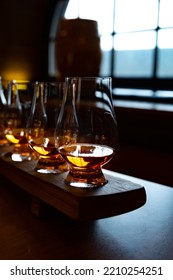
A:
4,81,35,161
26,81,68,173
55,77,118,188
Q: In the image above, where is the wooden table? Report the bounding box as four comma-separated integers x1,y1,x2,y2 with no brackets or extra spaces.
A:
0,160,173,259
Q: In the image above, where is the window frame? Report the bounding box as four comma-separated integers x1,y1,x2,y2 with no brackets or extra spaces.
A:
49,0,173,103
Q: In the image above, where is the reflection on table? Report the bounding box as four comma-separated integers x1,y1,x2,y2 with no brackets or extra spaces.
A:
0,169,173,260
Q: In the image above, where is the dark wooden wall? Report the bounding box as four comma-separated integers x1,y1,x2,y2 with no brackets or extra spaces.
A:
0,0,58,81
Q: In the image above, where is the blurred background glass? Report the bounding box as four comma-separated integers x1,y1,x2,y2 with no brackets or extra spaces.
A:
3,80,36,161
26,81,68,174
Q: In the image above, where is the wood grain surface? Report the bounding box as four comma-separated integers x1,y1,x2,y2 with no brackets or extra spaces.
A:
0,147,146,221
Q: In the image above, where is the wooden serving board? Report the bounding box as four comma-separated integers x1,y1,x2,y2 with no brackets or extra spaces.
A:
0,147,146,221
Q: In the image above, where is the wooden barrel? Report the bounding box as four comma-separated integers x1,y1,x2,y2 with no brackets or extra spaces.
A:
55,18,101,79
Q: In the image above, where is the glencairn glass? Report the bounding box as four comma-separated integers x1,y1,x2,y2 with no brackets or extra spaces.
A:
26,82,68,173
55,77,118,188
4,80,35,161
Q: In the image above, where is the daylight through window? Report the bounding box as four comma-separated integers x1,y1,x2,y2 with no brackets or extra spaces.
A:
49,0,173,100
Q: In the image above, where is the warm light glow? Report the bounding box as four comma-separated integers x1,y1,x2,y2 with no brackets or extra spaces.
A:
33,146,50,156
2,71,30,83
66,156,89,167
5,134,19,144
13,79,29,83
13,81,29,90
2,78,30,91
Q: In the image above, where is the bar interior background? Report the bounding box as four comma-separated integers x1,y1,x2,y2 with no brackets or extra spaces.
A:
0,0,173,186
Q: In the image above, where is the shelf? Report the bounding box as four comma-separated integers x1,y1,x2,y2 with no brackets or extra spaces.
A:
0,146,146,221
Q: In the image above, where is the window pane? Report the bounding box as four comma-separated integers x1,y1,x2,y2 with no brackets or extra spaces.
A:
157,50,173,78
100,35,112,76
114,49,154,77
158,28,173,48
48,42,56,77
100,34,113,51
113,88,153,96
159,0,173,28
64,0,79,18
114,0,158,32
156,91,173,98
65,0,114,35
100,51,112,76
157,29,173,77
114,31,156,50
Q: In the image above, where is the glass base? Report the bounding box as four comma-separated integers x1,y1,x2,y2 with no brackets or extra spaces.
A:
65,168,108,188
11,153,36,162
11,144,37,162
0,139,9,147
34,157,69,174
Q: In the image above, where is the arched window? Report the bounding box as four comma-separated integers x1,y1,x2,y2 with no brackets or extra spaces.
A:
49,0,173,101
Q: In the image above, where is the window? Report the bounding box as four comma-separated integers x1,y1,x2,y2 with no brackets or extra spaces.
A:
49,0,173,102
